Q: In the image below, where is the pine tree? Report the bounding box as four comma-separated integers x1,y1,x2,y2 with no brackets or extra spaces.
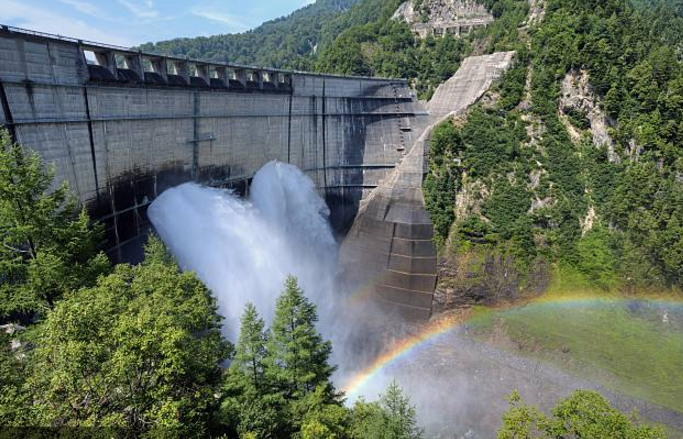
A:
267,276,335,399
221,303,282,438
351,382,423,439
380,382,423,439
0,129,108,321
232,303,269,391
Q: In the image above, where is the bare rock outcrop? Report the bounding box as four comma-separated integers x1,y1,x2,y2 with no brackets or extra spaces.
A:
394,0,494,38
559,69,620,163
527,0,546,26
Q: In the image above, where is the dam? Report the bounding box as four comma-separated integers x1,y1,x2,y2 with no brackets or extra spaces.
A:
0,25,513,320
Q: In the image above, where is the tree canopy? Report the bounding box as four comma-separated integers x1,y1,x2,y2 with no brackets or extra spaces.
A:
0,129,108,321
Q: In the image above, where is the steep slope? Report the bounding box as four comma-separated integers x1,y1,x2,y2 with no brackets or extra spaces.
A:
339,52,514,320
137,0,360,70
424,0,683,311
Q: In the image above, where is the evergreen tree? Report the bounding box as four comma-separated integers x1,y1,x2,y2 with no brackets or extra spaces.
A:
266,275,336,399
19,236,232,437
233,303,269,391
380,382,423,439
0,129,108,321
221,303,282,438
351,382,423,439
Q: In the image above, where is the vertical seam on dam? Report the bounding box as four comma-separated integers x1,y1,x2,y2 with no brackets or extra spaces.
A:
0,79,16,141
83,87,101,205
322,79,327,188
287,91,293,164
192,91,200,180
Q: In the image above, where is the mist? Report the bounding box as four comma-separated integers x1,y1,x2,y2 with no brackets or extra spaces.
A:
147,161,683,439
148,161,338,340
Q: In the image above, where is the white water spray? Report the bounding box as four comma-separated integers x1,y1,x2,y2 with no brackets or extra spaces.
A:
148,161,338,339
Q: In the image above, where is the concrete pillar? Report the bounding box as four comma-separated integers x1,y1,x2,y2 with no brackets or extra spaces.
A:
215,66,229,87
95,51,117,78
255,70,264,89
124,53,143,78
195,64,210,84
173,60,190,84
76,41,91,81
234,68,247,87
150,57,168,81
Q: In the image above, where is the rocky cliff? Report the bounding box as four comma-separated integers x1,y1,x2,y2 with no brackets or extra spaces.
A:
394,0,494,38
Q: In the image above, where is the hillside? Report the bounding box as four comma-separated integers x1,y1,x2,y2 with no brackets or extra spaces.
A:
137,0,360,70
421,0,683,309
138,0,683,301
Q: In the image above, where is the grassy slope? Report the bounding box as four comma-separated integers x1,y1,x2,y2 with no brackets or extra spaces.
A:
470,282,683,414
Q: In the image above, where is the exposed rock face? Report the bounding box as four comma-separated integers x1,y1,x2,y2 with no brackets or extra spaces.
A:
559,69,620,163
394,0,494,38
455,173,489,222
581,206,597,236
527,0,546,26
433,250,549,311
340,52,515,321
395,0,491,23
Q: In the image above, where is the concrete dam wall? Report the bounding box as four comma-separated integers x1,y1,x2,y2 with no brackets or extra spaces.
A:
0,26,429,258
0,25,513,320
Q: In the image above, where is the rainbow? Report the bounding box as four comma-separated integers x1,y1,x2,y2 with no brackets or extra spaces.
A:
341,313,470,397
340,293,683,398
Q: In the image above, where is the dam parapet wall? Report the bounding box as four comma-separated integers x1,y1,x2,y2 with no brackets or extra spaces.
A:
0,25,429,258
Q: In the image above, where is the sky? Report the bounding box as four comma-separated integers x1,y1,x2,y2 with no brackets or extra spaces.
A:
1,0,316,47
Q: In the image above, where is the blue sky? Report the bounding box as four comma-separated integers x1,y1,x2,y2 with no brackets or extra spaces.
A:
1,0,315,47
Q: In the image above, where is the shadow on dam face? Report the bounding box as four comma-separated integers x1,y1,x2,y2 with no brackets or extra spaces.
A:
96,110,373,263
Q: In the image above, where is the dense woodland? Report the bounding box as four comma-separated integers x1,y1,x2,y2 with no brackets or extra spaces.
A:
2,0,682,436
137,0,362,71
423,0,683,294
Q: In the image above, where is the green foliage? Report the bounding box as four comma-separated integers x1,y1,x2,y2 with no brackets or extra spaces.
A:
0,129,108,321
220,276,342,438
315,0,469,99
21,236,232,436
267,276,336,400
0,330,29,426
424,0,683,290
221,303,282,437
479,0,530,52
497,46,529,111
575,227,618,289
138,0,361,70
351,382,423,439
474,299,683,413
498,390,666,439
424,121,462,245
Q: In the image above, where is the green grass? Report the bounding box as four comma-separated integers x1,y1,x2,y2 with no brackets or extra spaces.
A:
471,300,683,414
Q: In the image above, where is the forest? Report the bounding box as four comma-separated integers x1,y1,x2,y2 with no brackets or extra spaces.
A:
0,126,664,438
421,0,683,294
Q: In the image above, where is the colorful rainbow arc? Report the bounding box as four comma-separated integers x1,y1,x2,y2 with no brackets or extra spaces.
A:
339,293,683,398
